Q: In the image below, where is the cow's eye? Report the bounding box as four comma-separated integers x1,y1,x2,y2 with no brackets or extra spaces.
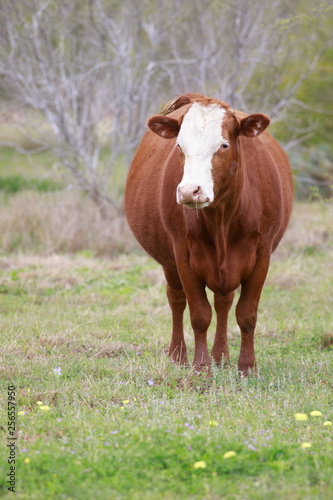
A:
220,142,230,150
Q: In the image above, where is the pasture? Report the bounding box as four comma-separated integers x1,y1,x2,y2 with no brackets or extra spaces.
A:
0,196,333,498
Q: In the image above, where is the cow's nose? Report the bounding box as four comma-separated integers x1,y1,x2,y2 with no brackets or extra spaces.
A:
178,185,202,203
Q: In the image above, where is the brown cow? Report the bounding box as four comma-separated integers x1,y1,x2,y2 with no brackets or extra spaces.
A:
125,93,293,375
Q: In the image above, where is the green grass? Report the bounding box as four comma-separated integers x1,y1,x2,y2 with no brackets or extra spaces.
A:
0,148,56,178
0,148,64,194
0,204,333,499
0,147,128,203
0,174,62,194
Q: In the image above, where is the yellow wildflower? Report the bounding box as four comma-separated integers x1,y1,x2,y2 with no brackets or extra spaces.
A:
323,421,332,427
37,401,43,406
24,458,30,464
294,413,308,421
300,442,312,449
209,420,218,426
223,451,237,459
310,410,323,417
123,400,130,405
39,405,50,411
193,460,207,469
18,411,26,416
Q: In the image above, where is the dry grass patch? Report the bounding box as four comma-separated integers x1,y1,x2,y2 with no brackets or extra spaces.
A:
0,190,138,255
142,267,165,286
0,252,149,293
320,331,333,349
274,201,333,259
37,336,133,358
266,255,311,291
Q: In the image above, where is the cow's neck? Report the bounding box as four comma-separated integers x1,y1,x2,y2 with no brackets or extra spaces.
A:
182,185,241,276
203,189,241,268
182,158,245,272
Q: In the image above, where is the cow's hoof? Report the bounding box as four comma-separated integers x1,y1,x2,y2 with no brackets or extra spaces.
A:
170,355,189,366
192,364,213,381
238,365,258,378
212,358,230,370
192,362,211,371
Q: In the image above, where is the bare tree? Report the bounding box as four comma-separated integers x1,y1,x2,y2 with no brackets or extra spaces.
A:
169,0,332,120
0,1,113,216
0,0,180,217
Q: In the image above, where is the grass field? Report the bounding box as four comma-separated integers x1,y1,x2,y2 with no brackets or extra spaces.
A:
0,199,333,499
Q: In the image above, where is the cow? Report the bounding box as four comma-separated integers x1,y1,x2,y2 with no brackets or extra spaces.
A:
125,93,293,375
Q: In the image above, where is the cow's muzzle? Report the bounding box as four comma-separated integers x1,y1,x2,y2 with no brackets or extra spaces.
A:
177,185,210,208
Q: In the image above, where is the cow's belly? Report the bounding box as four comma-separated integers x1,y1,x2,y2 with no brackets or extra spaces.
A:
125,138,181,268
130,222,175,268
126,198,176,267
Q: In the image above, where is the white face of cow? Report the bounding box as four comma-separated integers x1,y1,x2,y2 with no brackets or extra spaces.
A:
148,97,271,209
176,103,226,208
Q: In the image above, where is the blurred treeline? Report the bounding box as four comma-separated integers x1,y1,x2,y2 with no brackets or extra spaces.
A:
0,0,332,216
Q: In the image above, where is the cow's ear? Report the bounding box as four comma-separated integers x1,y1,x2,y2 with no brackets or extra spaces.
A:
239,113,270,138
148,115,180,139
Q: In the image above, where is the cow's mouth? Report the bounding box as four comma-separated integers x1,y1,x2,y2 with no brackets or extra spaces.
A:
183,201,210,209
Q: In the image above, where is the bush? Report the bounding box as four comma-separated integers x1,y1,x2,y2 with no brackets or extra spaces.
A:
290,144,333,200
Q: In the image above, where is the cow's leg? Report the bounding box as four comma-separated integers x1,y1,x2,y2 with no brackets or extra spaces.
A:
211,291,235,365
163,266,188,365
189,284,212,369
176,270,212,369
235,258,270,376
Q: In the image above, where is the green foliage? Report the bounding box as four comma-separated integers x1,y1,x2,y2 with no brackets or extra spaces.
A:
296,47,333,148
271,3,333,149
288,144,333,200
0,174,62,193
0,0,332,208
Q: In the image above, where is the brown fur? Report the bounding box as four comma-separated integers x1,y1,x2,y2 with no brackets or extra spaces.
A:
125,94,293,375
160,93,231,115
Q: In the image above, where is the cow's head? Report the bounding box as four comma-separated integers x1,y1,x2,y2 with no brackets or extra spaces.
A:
148,101,270,209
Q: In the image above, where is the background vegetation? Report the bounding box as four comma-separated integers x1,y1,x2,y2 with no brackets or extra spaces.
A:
0,0,332,217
